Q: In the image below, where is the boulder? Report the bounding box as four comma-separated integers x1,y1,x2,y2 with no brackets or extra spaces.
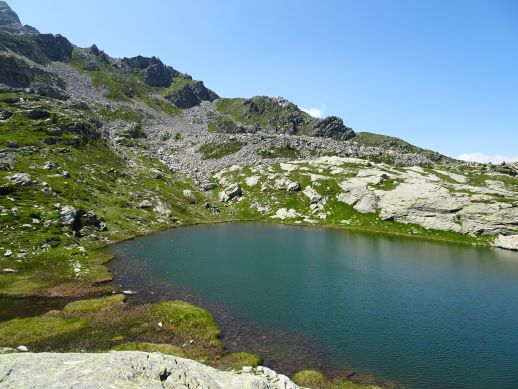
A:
303,186,322,204
42,161,57,170
274,178,300,192
139,200,153,209
80,211,106,230
202,182,218,191
59,205,78,228
271,208,300,219
219,184,242,202
8,173,32,186
26,108,50,120
0,110,13,120
153,201,172,219
494,235,518,251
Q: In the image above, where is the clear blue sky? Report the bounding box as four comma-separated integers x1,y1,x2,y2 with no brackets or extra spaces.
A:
8,0,518,160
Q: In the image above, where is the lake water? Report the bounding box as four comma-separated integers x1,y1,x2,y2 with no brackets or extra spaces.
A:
108,223,518,388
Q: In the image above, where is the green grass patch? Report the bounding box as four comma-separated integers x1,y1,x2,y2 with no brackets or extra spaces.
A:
216,352,261,370
0,316,88,346
292,370,325,387
0,295,256,366
198,141,244,159
63,294,126,315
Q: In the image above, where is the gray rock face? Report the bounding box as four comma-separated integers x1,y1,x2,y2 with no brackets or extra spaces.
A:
0,351,302,389
165,81,218,108
0,53,68,98
0,1,22,31
143,58,172,87
0,54,35,88
313,116,355,141
32,34,73,62
122,55,151,69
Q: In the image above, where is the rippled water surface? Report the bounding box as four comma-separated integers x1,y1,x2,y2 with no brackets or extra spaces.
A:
108,223,518,388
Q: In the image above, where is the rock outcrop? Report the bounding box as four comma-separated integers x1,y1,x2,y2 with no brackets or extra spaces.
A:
143,57,173,87
165,80,218,108
0,351,301,389
313,116,355,141
494,235,518,251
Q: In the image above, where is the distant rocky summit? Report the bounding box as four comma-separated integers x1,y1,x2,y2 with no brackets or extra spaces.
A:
0,351,302,389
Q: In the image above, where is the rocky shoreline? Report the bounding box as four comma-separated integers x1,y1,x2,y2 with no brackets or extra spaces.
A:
0,351,303,389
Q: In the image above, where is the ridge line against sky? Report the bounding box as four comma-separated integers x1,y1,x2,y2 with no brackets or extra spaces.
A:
7,0,518,162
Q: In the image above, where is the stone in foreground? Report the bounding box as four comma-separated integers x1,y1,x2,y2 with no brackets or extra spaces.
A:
0,351,301,389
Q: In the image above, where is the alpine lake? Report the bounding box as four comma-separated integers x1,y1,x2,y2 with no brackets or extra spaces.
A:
105,223,518,389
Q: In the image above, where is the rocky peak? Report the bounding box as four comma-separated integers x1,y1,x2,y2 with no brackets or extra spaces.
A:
0,1,20,29
0,1,38,33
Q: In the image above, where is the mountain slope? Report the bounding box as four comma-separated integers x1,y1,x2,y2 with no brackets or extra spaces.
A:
0,0,517,301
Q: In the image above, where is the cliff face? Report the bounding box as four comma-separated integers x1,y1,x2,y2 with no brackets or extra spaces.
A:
0,351,302,389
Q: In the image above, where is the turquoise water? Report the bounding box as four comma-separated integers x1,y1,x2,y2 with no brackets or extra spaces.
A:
108,223,518,388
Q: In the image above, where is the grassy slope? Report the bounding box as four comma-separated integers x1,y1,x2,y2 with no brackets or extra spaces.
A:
68,51,181,116
213,97,318,135
0,92,231,296
352,132,449,163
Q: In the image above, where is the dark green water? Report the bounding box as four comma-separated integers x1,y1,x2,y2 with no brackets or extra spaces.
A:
108,223,518,388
